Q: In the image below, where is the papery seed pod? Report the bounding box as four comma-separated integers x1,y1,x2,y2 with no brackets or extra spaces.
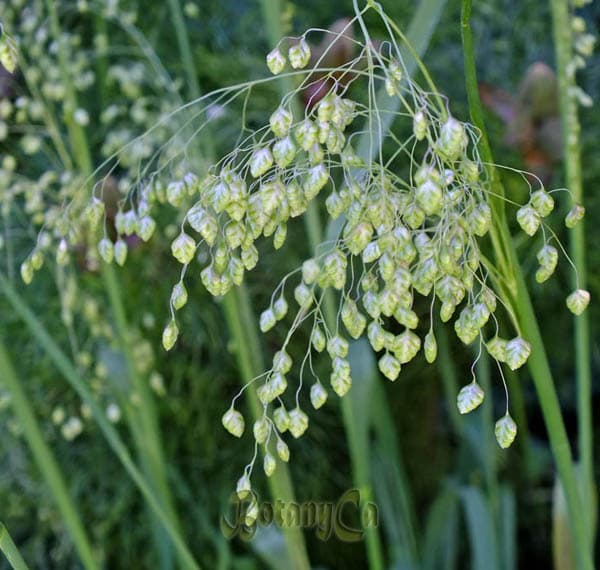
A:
187,205,218,245
29,250,43,271
516,206,540,236
288,38,311,69
327,335,349,358
273,349,292,374
403,203,425,229
294,282,313,308
486,336,507,362
311,326,326,352
439,117,467,160
162,319,179,351
224,221,245,249
378,353,401,381
259,308,276,332
413,110,427,140
114,239,128,266
270,107,293,137
531,189,554,217
98,238,114,263
167,181,186,207
250,147,274,178
565,204,585,228
505,337,531,370
363,290,381,319
415,179,443,216
368,321,386,352
454,312,479,345
304,164,329,200
273,223,287,249
566,289,590,315
85,198,105,229
169,230,195,264
385,77,397,96
170,282,188,310
273,296,288,320
317,95,335,122
245,499,258,525
295,119,318,151
302,258,320,284
362,240,382,263
122,210,138,236
241,243,259,270
393,329,421,363
253,418,270,444
424,330,438,363
469,203,492,236
326,191,345,219
138,215,156,241
393,307,419,330
457,382,484,414
273,406,290,433
326,126,345,154
346,221,374,255
462,159,479,184
266,48,286,74
273,136,297,168
54,239,69,266
310,383,328,409
315,119,330,145
288,408,309,438
330,370,352,396
276,439,290,462
263,453,277,477
20,259,33,284
236,474,251,499
495,414,517,448
222,408,245,438
212,181,232,213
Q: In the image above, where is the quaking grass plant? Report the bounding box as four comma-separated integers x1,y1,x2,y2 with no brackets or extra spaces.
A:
1,0,594,567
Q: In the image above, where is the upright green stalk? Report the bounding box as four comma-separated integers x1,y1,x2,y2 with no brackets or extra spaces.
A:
549,0,594,549
164,2,310,566
0,522,30,570
0,341,97,569
461,3,592,568
102,265,182,569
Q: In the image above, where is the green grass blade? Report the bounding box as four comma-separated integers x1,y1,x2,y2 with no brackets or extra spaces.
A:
460,487,498,570
498,486,516,570
548,0,595,554
422,486,459,570
461,3,592,568
0,273,200,570
101,265,181,569
0,343,97,569
0,523,30,570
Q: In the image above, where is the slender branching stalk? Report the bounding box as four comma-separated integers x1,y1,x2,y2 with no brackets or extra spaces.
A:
549,0,595,552
462,2,592,567
0,341,97,569
0,522,30,570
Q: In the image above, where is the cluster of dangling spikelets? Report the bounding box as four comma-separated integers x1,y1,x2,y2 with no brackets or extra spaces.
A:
19,8,590,520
